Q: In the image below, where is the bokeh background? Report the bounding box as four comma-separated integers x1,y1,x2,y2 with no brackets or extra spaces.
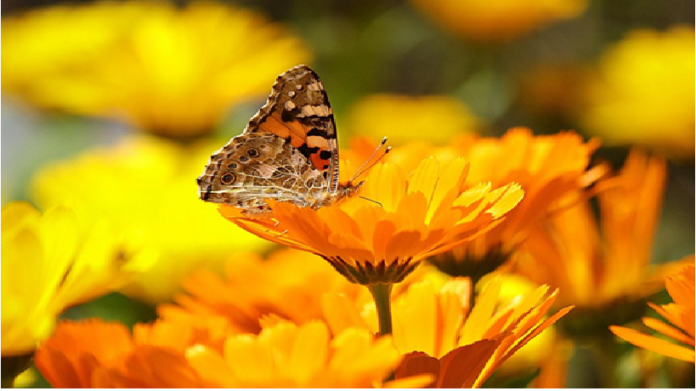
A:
2,0,694,387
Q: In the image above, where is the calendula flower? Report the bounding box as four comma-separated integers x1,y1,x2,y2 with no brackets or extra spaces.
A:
517,150,690,330
345,94,482,145
1,1,311,137
409,0,587,42
385,128,603,283
221,157,523,286
220,155,522,337
323,276,571,387
611,262,695,363
31,136,269,303
1,202,154,385
581,27,695,159
36,318,409,388
187,321,408,387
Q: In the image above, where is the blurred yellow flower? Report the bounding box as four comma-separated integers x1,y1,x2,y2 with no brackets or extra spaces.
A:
517,150,691,335
220,157,523,286
1,1,311,137
581,27,695,159
409,0,587,42
345,94,482,145
323,276,571,387
385,128,604,283
30,136,270,303
1,202,153,357
611,261,695,363
36,318,406,387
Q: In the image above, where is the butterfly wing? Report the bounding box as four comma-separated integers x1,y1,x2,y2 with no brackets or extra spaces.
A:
243,65,340,193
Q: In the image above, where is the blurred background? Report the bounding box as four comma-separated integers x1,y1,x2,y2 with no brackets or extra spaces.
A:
2,0,694,387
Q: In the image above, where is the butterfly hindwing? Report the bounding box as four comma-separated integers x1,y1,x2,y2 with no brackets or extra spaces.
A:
197,133,328,211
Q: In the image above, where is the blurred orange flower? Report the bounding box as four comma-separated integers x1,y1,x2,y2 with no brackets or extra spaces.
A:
35,317,415,388
517,150,692,335
611,261,695,363
158,249,364,336
34,319,216,387
581,27,695,159
385,128,603,282
220,157,523,285
1,1,311,137
409,0,587,42
323,276,572,387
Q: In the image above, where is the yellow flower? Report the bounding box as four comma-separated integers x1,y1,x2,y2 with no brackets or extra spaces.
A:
409,0,587,42
385,128,603,282
187,321,404,387
323,276,572,387
517,150,692,335
30,136,270,303
581,27,695,159
220,156,523,285
345,94,482,145
1,202,153,357
611,261,695,363
1,1,311,137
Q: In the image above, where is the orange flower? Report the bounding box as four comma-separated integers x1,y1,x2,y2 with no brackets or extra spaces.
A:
322,276,572,387
385,128,603,282
611,262,695,363
517,150,690,318
34,319,215,387
158,249,365,336
220,157,523,286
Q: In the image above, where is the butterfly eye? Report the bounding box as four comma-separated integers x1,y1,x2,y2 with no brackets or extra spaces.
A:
246,148,260,158
239,156,249,163
227,163,238,169
221,173,237,185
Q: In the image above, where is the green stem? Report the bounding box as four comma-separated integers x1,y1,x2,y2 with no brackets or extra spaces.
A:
368,283,393,336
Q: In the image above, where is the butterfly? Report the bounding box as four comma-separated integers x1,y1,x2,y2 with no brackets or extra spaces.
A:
198,65,387,217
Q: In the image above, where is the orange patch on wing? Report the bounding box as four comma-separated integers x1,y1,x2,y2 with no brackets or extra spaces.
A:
310,152,330,169
259,113,309,148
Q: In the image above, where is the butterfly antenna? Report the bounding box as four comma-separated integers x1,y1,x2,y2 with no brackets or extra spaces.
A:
358,196,383,208
349,137,391,183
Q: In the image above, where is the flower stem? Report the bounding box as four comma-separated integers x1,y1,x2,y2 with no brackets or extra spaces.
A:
368,283,394,336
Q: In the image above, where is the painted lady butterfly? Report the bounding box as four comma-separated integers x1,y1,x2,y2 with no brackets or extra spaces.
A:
198,65,384,216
